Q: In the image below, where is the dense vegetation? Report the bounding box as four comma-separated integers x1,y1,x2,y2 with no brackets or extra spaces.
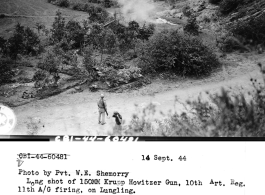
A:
219,0,243,14
208,0,222,4
183,15,200,36
138,30,220,77
229,13,265,46
0,58,15,85
209,0,265,52
209,0,245,14
0,2,223,89
48,0,116,9
1,23,41,59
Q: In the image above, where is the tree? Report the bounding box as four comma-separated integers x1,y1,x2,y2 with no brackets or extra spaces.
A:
219,0,242,15
83,46,97,80
82,19,90,31
103,28,119,54
126,21,140,54
4,23,40,59
23,27,41,55
65,20,86,48
0,58,15,85
57,0,70,7
103,0,111,8
93,28,119,62
38,52,60,75
35,22,46,35
51,10,66,43
128,21,140,32
108,21,138,52
36,52,61,88
7,23,25,59
184,16,199,36
90,23,104,48
138,24,155,41
88,7,109,24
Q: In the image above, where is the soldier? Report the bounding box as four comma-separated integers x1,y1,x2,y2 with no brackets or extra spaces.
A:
113,111,122,131
97,94,108,125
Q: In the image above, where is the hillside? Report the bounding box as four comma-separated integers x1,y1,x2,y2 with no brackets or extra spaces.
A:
0,0,265,136
0,0,89,38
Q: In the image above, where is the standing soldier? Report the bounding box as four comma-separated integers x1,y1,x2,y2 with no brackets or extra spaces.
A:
98,94,108,125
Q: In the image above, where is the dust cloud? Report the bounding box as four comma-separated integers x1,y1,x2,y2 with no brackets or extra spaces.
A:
116,0,157,22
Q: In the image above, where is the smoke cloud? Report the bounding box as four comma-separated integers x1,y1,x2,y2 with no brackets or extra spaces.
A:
116,0,157,22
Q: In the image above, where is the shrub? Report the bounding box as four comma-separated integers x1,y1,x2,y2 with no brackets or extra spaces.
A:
138,24,155,41
229,12,265,46
88,6,109,24
89,25,119,61
23,27,41,55
108,22,131,51
103,0,112,8
71,2,102,15
37,52,60,75
137,30,220,77
125,64,265,137
72,3,84,10
102,28,119,54
83,3,94,12
186,76,265,136
184,16,200,35
216,30,250,52
33,70,48,81
104,54,125,69
219,0,243,14
0,58,15,85
98,65,142,87
36,52,61,89
182,5,192,17
48,0,70,7
208,0,222,4
58,37,71,51
35,22,46,35
57,0,70,7
107,21,154,52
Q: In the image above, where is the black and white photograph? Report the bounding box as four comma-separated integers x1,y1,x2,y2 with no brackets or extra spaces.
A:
0,0,265,137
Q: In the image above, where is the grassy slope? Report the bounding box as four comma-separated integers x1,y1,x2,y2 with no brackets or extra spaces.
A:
0,0,89,38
